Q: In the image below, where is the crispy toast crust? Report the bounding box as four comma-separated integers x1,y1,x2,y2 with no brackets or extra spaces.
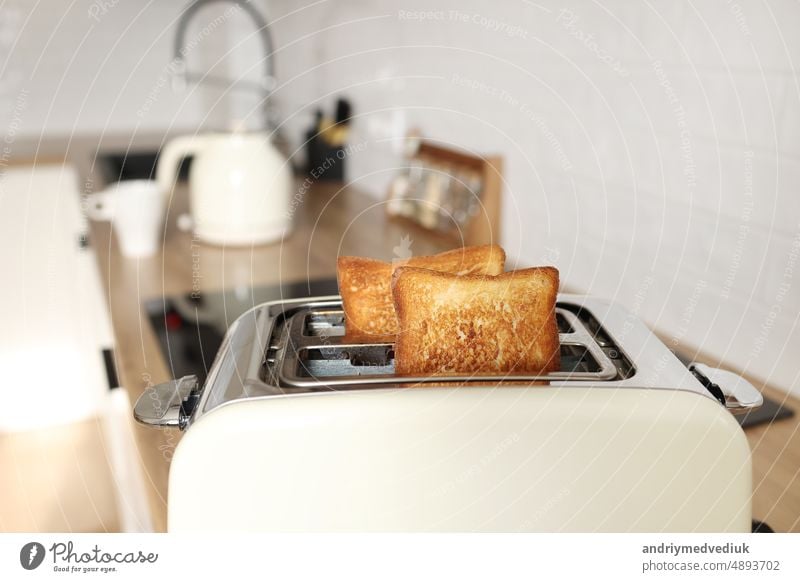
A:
337,245,505,340
391,266,560,376
336,256,395,341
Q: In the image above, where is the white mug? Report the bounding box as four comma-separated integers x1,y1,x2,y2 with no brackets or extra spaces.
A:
86,180,165,257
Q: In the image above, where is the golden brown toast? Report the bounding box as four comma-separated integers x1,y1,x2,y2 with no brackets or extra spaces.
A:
337,245,505,340
336,257,395,341
391,266,560,376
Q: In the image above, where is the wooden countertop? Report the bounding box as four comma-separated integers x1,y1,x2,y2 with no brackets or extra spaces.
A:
745,394,800,532
91,181,800,532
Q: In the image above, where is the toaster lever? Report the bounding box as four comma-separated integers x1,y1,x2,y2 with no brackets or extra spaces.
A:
134,375,200,429
689,363,763,414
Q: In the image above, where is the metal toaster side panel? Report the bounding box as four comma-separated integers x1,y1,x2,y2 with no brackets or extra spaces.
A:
168,386,752,532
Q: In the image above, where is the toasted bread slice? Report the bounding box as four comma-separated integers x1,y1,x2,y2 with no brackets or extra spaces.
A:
337,245,505,340
336,257,395,341
392,266,560,376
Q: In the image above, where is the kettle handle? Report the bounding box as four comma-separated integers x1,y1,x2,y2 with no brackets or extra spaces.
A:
156,135,207,200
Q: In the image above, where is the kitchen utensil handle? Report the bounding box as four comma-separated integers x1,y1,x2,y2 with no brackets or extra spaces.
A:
156,135,205,200
689,363,763,414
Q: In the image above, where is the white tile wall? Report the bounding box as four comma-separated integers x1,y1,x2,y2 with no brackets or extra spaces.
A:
0,0,234,140
267,0,800,396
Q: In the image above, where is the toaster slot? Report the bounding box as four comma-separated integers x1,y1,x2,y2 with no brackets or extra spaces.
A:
563,306,614,347
268,304,624,390
555,312,574,334
297,347,395,378
304,311,346,337
558,304,636,380
296,343,603,378
348,345,394,366
559,344,601,374
304,344,394,368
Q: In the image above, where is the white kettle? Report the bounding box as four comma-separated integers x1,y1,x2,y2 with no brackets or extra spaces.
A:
156,130,293,246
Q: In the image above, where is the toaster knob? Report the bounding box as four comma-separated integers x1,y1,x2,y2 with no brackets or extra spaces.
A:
133,375,200,429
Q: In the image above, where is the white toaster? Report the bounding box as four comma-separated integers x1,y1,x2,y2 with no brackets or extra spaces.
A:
134,295,762,532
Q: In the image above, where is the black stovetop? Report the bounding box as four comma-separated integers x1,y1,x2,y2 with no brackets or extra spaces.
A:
144,278,339,386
